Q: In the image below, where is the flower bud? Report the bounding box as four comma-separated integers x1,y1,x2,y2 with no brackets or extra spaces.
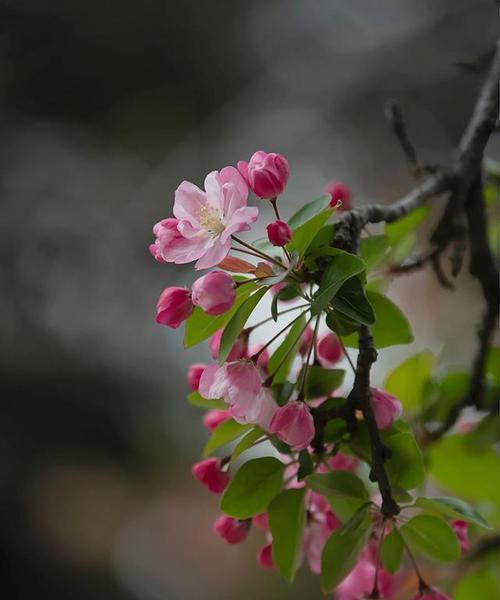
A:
202,409,231,432
328,452,359,472
267,220,292,246
257,542,274,569
187,363,207,392
316,332,343,367
268,401,315,451
249,343,270,373
209,329,247,361
324,180,352,211
191,457,229,494
191,271,236,316
370,388,403,430
237,151,289,199
213,515,251,544
252,513,269,530
156,287,193,328
299,325,314,356
452,519,469,553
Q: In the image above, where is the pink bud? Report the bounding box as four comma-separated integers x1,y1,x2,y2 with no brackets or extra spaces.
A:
267,220,292,246
213,515,251,544
252,512,269,530
324,180,352,211
209,329,247,361
237,150,289,199
187,363,207,392
328,452,359,472
149,218,182,263
451,519,469,553
202,409,231,432
370,388,403,430
191,271,236,316
191,458,229,494
299,325,314,356
268,401,315,451
257,542,274,570
155,286,193,328
411,589,451,600
249,343,270,373
316,332,343,367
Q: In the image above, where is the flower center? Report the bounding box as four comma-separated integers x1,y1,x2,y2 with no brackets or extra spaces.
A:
199,205,225,235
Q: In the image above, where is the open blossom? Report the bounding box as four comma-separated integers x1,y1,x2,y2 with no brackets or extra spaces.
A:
238,151,289,199
304,492,340,574
269,401,315,451
199,360,277,428
191,271,236,315
152,167,257,270
267,220,292,246
156,287,194,328
209,329,247,361
213,515,251,544
452,519,469,553
370,388,402,430
191,458,229,494
202,409,231,432
187,363,207,391
324,181,352,211
411,590,451,600
316,332,343,367
257,542,274,570
249,343,270,373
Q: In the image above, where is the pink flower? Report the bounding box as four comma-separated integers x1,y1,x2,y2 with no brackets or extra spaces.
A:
324,181,352,211
268,401,315,451
411,590,451,600
209,329,247,361
199,360,277,428
299,324,314,356
155,167,257,270
303,492,340,574
191,271,236,315
249,343,270,373
202,409,231,432
253,512,269,530
267,220,292,246
316,332,343,367
213,515,251,544
191,458,229,494
328,452,359,472
370,388,403,430
156,287,194,328
187,363,207,391
257,542,274,570
451,520,469,553
335,557,375,599
238,151,289,199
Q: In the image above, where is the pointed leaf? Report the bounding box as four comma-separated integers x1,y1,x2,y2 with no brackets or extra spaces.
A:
203,419,252,457
306,471,369,501
331,277,375,325
381,527,404,574
304,366,345,398
288,194,332,229
268,315,307,384
414,496,490,529
187,391,226,410
288,208,334,257
400,514,460,562
230,427,265,462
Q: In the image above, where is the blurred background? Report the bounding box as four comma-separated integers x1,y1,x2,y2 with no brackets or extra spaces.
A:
0,1,498,598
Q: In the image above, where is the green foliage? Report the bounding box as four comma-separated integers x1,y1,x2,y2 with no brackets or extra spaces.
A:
400,514,460,562
203,419,252,457
326,310,360,336
220,457,285,518
360,234,389,271
330,277,376,325
267,315,307,383
384,351,434,411
454,569,499,600
306,471,369,501
381,527,404,574
219,287,268,362
303,366,345,399
269,488,307,582
297,450,314,480
385,205,430,246
187,391,226,410
288,195,332,229
230,427,265,462
414,496,490,528
382,424,425,490
288,208,334,257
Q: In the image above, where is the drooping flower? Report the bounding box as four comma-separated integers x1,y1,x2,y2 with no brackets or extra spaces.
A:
316,332,343,367
156,287,194,328
370,388,403,430
209,329,247,361
191,458,229,494
202,409,231,432
324,181,352,211
238,151,289,199
299,324,314,356
153,167,257,270
213,515,251,544
257,542,274,569
268,401,315,451
328,452,359,472
451,519,469,553
267,219,292,246
249,343,270,374
253,512,269,530
303,492,340,574
187,363,207,391
191,271,236,315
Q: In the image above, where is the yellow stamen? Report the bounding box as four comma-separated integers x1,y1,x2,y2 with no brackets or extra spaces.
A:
199,205,225,235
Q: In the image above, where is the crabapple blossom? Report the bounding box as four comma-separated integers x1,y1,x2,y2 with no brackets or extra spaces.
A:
238,151,289,199
268,401,315,451
156,287,193,328
303,492,340,574
267,220,292,246
191,458,229,494
253,513,269,530
249,343,270,373
191,271,236,315
370,388,403,430
209,329,247,361
324,181,352,211
213,515,251,544
328,452,359,472
257,542,274,570
316,332,343,367
299,324,314,356
202,409,231,432
452,519,469,553
187,363,207,391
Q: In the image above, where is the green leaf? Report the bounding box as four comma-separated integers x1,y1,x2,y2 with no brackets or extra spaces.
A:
327,497,366,523
230,427,265,462
331,277,376,325
219,287,267,363
381,527,404,574
203,419,252,457
268,315,306,384
288,208,334,257
360,235,389,271
414,496,490,528
220,457,285,518
187,391,226,410
271,381,295,406
288,195,332,229
304,366,345,399
382,429,425,490
321,508,371,592
454,570,499,600
268,488,307,583
385,205,430,246
326,310,360,336
384,351,434,411
297,450,314,481
306,471,369,501
311,251,366,315
400,514,460,562
429,433,500,504
486,346,500,385
342,291,413,349
184,282,256,348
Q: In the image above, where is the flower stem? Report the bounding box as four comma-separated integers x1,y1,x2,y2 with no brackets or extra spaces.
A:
247,304,310,331
338,334,356,375
370,519,387,599
401,534,429,591
298,316,321,398
250,311,307,360
231,235,286,270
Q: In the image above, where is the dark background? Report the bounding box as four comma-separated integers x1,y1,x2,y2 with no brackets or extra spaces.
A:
0,1,498,598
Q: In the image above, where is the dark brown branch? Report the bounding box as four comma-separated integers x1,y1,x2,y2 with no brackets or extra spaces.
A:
385,101,420,171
